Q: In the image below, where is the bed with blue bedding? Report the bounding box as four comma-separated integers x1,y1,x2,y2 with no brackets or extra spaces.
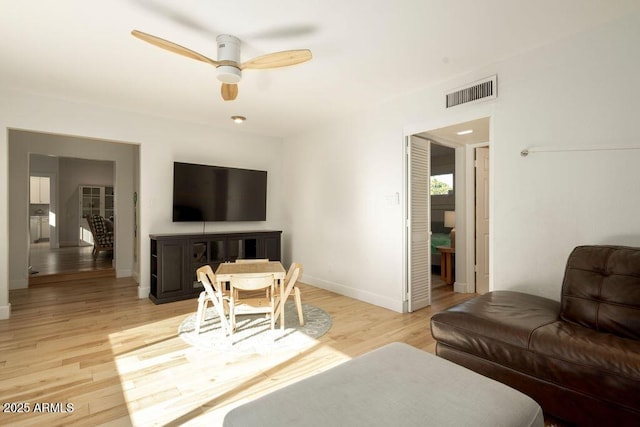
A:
431,233,451,255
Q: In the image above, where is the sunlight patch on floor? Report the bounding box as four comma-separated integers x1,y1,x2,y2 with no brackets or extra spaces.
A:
108,313,351,426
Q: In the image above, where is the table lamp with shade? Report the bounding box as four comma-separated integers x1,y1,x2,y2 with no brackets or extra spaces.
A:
444,210,456,249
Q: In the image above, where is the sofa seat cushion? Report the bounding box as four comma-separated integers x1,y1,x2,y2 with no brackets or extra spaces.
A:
431,291,560,350
530,320,640,411
431,291,560,375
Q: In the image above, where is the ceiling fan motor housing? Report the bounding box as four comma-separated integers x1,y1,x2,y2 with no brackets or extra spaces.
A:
216,34,242,84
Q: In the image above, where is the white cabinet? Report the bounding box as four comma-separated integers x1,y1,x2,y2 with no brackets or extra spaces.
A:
29,216,50,242
80,185,114,219
30,176,50,204
29,216,39,242
40,216,50,239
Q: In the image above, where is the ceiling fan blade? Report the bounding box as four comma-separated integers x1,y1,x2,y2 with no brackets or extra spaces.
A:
241,49,312,70
221,83,238,101
131,29,220,66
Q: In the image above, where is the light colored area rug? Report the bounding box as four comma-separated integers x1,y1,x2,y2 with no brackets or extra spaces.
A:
178,301,332,354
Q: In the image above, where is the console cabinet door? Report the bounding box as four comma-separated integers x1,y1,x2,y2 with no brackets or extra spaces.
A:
157,240,188,298
264,235,281,261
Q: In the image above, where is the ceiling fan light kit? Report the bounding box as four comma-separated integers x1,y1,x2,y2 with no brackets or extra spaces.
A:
216,65,242,84
131,29,311,101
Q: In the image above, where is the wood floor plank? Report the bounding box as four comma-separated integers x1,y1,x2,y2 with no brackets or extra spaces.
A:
1,275,482,426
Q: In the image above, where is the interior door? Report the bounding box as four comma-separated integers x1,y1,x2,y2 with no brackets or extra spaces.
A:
475,147,490,293
408,136,431,311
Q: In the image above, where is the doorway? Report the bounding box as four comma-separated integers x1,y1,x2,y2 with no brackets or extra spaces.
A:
429,143,456,290
8,129,139,291
406,117,491,311
28,155,116,280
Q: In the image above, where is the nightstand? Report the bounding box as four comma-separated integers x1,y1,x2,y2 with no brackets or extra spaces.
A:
436,246,455,285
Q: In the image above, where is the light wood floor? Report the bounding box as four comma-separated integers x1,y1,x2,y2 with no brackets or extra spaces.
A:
28,243,114,285
1,275,477,426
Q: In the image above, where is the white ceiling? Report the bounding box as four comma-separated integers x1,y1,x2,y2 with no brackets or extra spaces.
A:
1,1,638,138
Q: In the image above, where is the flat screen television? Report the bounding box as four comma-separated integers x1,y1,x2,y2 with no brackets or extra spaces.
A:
173,162,267,222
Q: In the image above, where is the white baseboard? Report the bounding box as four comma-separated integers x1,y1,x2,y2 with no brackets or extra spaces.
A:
454,281,471,293
59,240,83,247
0,303,11,319
138,285,149,299
116,269,132,278
303,274,404,313
9,279,28,290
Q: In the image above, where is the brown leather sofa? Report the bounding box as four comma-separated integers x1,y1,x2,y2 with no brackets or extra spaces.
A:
431,245,640,426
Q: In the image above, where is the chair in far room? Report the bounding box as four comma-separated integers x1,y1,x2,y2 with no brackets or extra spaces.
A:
86,214,114,259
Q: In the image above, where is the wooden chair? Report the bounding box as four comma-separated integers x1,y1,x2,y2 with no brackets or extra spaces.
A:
229,274,276,334
275,263,304,326
86,214,114,259
233,259,270,298
195,265,231,335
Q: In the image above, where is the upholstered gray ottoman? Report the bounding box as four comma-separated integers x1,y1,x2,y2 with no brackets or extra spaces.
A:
223,342,543,426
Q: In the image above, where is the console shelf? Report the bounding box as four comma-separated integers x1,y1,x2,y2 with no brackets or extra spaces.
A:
149,230,282,304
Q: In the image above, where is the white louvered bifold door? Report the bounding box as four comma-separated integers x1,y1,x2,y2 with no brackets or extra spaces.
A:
408,136,431,311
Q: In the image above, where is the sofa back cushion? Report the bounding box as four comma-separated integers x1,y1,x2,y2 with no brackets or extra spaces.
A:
561,245,640,339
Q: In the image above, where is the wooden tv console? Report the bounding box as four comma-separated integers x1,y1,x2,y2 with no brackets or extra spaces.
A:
149,230,282,304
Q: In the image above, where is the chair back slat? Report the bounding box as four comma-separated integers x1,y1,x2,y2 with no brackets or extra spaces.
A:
195,264,231,335
230,274,275,291
283,263,303,299
196,265,220,297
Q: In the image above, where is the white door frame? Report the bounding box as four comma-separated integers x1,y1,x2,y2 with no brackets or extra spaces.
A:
403,109,493,307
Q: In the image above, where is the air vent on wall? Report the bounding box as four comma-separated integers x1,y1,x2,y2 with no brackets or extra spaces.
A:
446,75,497,108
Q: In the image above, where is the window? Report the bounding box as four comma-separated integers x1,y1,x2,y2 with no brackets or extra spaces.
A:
430,173,453,196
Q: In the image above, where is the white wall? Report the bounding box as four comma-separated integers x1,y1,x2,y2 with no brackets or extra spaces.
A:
0,90,284,316
58,157,114,246
490,11,640,298
283,10,640,308
282,111,409,311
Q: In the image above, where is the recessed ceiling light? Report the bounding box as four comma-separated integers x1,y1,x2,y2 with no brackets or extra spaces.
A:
231,115,246,123
456,129,473,135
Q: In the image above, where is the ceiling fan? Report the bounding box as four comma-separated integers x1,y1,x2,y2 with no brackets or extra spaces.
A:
131,30,312,101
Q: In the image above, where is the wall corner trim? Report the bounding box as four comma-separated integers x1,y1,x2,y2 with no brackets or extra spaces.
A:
0,303,11,319
138,286,149,299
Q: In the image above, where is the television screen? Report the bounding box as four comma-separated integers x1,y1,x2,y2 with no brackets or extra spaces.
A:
173,162,267,222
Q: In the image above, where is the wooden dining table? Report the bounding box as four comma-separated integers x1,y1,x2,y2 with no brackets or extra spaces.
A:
214,261,287,330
